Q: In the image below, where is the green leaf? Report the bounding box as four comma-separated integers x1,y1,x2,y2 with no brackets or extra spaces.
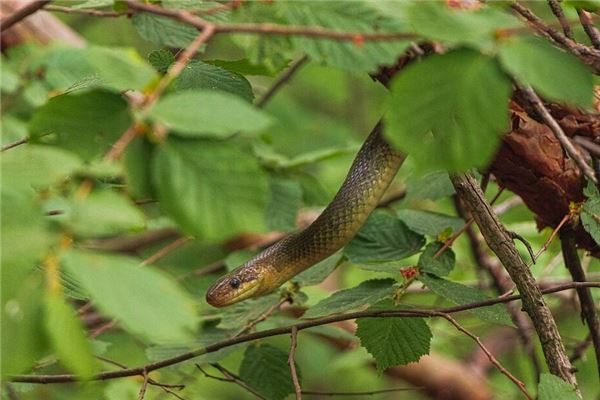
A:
67,190,146,238
150,90,272,138
1,145,82,189
538,373,579,400
498,35,593,108
133,13,199,48
123,136,155,200
1,188,55,283
40,46,98,93
239,344,298,400
356,301,432,373
176,60,255,102
2,274,47,379
418,242,455,277
152,137,269,240
304,279,396,318
405,171,454,201
148,49,175,73
404,2,521,50
217,292,281,330
294,251,343,286
29,90,132,160
581,186,600,245
84,47,157,92
344,210,425,264
266,177,302,231
44,293,97,377
419,274,513,326
397,209,464,236
62,250,198,343
384,49,511,171
280,1,410,73
0,62,20,94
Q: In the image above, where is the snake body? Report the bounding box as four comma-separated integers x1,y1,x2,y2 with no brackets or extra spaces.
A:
206,123,405,307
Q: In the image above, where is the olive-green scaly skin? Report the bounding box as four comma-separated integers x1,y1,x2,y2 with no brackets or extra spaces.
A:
206,123,405,307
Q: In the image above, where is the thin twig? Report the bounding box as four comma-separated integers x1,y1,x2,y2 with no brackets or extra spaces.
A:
44,4,127,17
1,0,52,32
548,0,574,39
210,364,268,400
578,9,600,50
560,226,600,380
195,0,242,16
433,187,504,259
438,313,533,399
10,281,600,384
124,1,417,43
570,333,593,363
138,369,149,400
520,85,597,184
141,236,192,266
574,136,600,158
256,55,309,108
104,24,216,161
1,137,28,152
302,387,416,396
511,2,600,61
235,296,291,336
288,327,302,400
532,213,571,263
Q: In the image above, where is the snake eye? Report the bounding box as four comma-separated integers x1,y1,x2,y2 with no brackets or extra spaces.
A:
229,277,241,289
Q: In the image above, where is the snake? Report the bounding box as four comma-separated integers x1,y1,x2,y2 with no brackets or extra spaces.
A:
206,122,406,307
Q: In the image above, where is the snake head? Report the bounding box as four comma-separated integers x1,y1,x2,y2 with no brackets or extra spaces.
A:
205,262,272,307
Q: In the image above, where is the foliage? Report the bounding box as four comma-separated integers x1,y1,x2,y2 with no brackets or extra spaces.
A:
2,1,598,399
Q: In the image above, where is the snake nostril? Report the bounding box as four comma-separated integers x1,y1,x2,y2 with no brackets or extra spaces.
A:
229,277,241,289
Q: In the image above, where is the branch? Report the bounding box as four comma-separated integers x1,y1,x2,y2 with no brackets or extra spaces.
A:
0,0,51,32
124,0,417,43
511,2,600,63
438,313,533,399
288,327,302,400
578,9,600,50
450,173,579,389
10,281,600,384
105,23,216,160
560,226,600,380
1,137,28,152
256,55,309,108
547,0,574,39
44,4,127,18
519,85,597,185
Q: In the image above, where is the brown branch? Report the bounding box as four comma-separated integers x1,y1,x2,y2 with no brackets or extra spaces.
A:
548,0,574,39
454,195,543,380
10,281,600,384
44,4,127,18
438,313,533,399
574,136,600,159
560,226,600,380
301,387,416,396
1,137,28,152
195,0,242,16
137,369,149,400
256,55,309,108
578,9,600,50
124,0,417,43
520,85,597,185
511,2,600,62
141,236,192,266
450,173,578,389
206,364,268,400
0,0,51,32
532,213,571,263
105,23,216,161
288,327,302,400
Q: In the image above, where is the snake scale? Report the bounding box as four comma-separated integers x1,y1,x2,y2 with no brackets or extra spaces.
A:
206,122,405,307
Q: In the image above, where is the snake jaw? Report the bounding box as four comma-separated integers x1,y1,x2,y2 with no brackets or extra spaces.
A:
205,267,267,307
